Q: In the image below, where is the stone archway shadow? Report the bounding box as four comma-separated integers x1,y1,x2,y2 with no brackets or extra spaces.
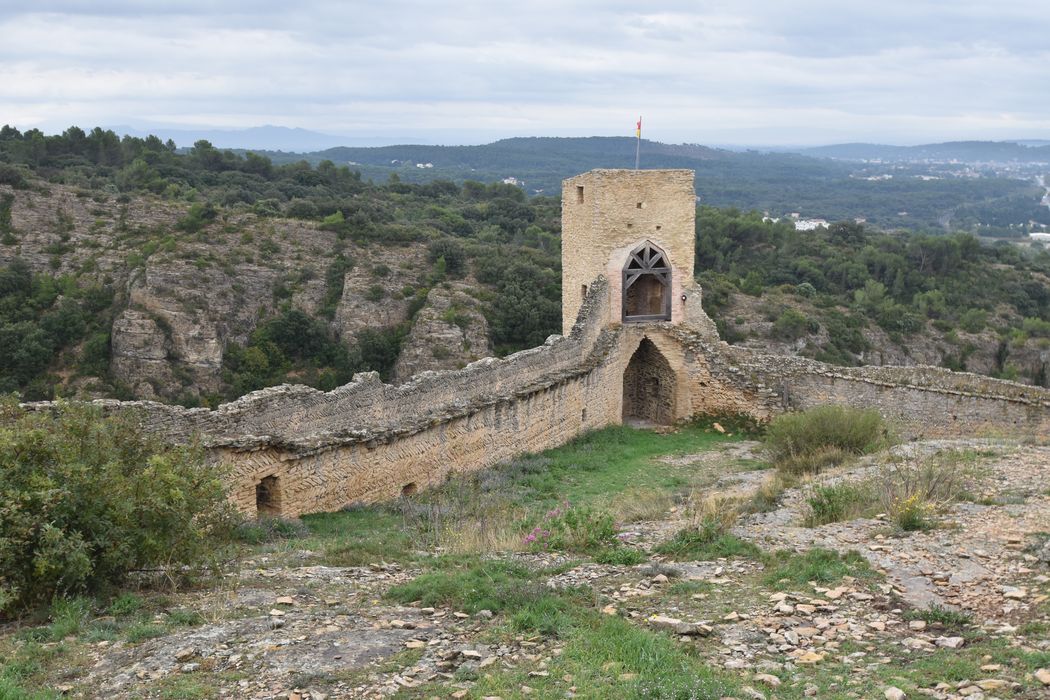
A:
622,337,676,426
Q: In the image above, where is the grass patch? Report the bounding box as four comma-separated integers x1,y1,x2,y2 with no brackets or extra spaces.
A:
124,622,167,643
609,486,674,523
803,481,876,526
385,559,580,637
655,530,760,561
903,605,973,629
762,548,877,589
232,516,309,544
655,493,761,561
151,675,216,699
300,507,416,566
667,580,715,596
0,676,58,700
386,559,536,613
436,611,741,699
503,424,736,508
594,548,647,565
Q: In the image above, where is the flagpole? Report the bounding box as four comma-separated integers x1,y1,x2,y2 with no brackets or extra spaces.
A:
635,115,641,170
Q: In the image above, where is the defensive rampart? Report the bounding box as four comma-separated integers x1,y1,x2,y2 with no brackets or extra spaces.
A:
28,274,1049,518
21,169,1050,517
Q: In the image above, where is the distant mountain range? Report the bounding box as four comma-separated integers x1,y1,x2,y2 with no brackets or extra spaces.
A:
89,126,1048,231
793,140,1050,163
249,136,845,195
104,124,1050,165
232,136,1047,232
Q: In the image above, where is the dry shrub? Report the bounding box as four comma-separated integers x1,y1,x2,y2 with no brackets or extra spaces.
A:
877,449,980,531
745,471,795,513
687,492,740,536
765,405,890,476
439,509,528,554
610,487,674,523
400,489,527,555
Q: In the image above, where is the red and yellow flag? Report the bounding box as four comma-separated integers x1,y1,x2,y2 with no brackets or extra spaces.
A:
635,116,642,138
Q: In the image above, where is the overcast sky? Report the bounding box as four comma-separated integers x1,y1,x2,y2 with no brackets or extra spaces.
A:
2,1,1049,146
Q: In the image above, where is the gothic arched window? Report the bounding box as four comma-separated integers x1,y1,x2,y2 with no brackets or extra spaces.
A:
622,241,671,322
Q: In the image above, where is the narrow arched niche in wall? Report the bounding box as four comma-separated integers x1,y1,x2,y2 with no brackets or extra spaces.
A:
623,241,671,322
255,475,282,516
622,337,676,425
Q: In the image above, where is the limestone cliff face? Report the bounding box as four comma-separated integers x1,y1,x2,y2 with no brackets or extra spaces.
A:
0,181,446,401
331,247,428,339
391,283,492,383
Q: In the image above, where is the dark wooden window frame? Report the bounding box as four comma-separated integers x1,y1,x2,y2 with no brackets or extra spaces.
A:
622,241,672,322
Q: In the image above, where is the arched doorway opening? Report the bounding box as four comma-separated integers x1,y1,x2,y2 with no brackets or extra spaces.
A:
622,338,675,425
623,241,671,322
255,475,282,517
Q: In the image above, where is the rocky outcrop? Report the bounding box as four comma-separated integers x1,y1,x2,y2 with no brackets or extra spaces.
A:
391,283,492,383
332,248,428,339
0,180,445,400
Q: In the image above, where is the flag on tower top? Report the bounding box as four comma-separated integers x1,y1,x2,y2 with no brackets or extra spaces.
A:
636,116,642,138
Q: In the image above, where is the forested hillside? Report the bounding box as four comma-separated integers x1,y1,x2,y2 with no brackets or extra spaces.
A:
0,125,1048,405
0,126,561,404
696,208,1050,385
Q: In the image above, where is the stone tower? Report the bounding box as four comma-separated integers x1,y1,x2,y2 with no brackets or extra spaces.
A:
560,169,696,334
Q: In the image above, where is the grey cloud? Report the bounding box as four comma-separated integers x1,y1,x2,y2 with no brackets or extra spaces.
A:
0,1,1048,144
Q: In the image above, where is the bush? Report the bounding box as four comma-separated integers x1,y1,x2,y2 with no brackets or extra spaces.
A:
764,405,889,474
0,400,234,616
771,308,816,341
427,239,467,277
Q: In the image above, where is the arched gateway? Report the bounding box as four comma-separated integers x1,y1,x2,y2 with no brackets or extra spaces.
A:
622,241,672,322
622,337,676,425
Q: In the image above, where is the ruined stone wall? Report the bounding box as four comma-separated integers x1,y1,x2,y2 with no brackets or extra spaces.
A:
666,326,1050,438
25,273,1050,517
21,169,1050,518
